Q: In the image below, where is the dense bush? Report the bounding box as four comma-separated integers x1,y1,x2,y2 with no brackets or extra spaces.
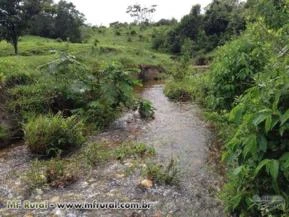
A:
205,27,270,110
220,44,289,215
154,1,246,54
165,74,208,102
163,2,289,215
24,114,85,157
8,54,138,129
75,63,138,128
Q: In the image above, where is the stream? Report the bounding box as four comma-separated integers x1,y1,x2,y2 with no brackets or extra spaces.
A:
0,82,225,217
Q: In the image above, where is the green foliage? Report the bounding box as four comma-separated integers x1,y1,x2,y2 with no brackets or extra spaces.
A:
155,1,246,54
83,142,155,166
163,1,289,216
164,74,208,102
115,143,156,161
83,143,112,166
24,114,85,157
0,0,27,54
142,159,180,185
75,63,138,128
247,0,289,30
25,158,80,190
138,99,155,119
24,160,47,190
222,54,289,216
206,27,271,110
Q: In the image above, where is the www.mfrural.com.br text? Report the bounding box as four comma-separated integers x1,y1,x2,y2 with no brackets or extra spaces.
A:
5,200,153,210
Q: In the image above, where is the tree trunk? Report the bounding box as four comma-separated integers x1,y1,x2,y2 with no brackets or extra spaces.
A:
13,39,18,55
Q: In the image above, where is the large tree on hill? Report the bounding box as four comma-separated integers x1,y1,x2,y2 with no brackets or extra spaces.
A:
0,0,26,54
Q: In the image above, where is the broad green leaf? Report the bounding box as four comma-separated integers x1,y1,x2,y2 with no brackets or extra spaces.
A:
255,159,270,176
281,110,289,125
233,166,244,175
267,160,279,182
252,112,270,126
257,135,267,152
280,153,289,169
265,115,272,133
243,134,257,158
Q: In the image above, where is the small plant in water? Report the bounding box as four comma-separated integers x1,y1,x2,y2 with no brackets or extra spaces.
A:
115,143,156,161
142,159,180,186
84,143,112,166
138,99,155,119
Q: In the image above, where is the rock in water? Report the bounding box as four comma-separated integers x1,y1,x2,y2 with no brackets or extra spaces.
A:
140,179,153,189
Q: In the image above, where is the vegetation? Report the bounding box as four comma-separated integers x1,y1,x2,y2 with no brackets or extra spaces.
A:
2,0,289,216
24,114,85,157
142,159,180,186
165,0,289,216
138,99,155,119
0,0,85,54
25,158,81,190
152,0,246,58
114,142,156,161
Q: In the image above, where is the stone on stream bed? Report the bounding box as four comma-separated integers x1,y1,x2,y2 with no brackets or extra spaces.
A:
139,179,153,189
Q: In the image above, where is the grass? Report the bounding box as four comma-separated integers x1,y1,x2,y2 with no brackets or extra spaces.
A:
84,142,156,166
142,159,180,186
25,158,81,190
0,25,173,71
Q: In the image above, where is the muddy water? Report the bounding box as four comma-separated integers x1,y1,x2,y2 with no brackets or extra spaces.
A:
0,81,225,217
138,82,209,172
135,82,225,217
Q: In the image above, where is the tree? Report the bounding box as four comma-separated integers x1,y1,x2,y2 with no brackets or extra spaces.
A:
126,4,157,24
54,0,85,42
0,0,26,54
24,0,56,38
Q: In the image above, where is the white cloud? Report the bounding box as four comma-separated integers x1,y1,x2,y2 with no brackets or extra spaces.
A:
55,0,212,26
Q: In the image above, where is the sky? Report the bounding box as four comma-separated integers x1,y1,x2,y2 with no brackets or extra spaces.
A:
55,0,212,26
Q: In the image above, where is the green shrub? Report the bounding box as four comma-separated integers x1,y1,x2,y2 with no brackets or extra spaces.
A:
164,74,208,103
0,72,5,87
75,63,138,128
222,56,289,216
138,99,155,119
142,159,180,186
206,28,271,110
24,114,85,157
4,72,34,88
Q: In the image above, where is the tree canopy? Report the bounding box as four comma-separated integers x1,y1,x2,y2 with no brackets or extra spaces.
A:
0,0,85,54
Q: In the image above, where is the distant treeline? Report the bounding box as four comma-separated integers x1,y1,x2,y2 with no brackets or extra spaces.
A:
152,0,246,55
0,0,85,54
26,0,85,43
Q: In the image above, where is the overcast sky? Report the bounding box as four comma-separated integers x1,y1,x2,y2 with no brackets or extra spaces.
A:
55,0,212,26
